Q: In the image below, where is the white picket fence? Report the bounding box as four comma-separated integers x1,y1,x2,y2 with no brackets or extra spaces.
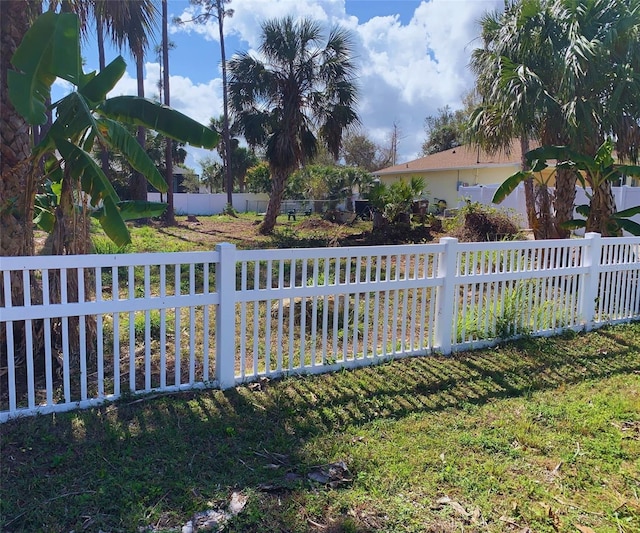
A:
1,233,639,422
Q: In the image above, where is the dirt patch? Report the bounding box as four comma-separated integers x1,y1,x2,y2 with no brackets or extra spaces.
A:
139,216,272,250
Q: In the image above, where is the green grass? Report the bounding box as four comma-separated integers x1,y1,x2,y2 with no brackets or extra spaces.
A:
2,323,639,532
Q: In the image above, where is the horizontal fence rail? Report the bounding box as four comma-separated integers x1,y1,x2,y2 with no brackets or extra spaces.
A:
1,233,639,422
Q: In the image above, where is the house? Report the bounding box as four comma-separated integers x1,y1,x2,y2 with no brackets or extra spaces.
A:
373,140,527,208
374,140,639,211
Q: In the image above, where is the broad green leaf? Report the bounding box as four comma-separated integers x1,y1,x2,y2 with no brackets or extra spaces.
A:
97,118,168,192
615,164,640,178
526,145,593,171
594,139,614,169
615,218,640,236
55,92,96,139
92,201,167,221
80,56,126,104
560,219,587,230
9,12,87,125
55,138,119,207
613,205,640,218
492,170,529,203
97,197,131,247
99,96,220,148
576,204,590,217
33,205,55,233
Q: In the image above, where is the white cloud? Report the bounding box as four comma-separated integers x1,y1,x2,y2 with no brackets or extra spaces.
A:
95,0,506,171
175,0,347,48
350,1,502,162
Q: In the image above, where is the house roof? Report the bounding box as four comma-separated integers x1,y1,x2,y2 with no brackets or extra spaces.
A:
374,139,524,175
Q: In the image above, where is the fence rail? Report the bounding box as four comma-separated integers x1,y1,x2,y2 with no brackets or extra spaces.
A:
1,233,639,422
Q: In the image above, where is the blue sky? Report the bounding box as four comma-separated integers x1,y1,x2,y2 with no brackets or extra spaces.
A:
68,0,504,172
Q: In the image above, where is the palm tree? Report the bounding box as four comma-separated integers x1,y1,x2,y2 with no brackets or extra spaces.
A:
469,0,640,238
469,0,565,239
161,0,175,224
228,16,359,234
99,0,159,202
0,0,42,376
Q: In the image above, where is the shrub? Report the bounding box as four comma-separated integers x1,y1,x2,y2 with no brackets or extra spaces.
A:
446,201,521,242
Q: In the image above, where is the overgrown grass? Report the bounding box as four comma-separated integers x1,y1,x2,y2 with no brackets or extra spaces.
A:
2,323,639,532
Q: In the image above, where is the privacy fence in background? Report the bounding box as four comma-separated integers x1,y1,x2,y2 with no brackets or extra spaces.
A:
1,233,639,422
459,184,640,234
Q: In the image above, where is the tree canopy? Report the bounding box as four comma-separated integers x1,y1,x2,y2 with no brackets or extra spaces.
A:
228,16,359,234
469,0,640,238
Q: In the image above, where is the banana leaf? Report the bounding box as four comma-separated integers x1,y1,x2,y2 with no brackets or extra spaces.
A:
615,218,640,236
55,139,119,207
80,56,127,104
97,197,131,247
615,205,640,218
97,118,167,192
8,11,88,124
99,96,220,148
576,204,590,217
491,170,529,204
92,201,167,222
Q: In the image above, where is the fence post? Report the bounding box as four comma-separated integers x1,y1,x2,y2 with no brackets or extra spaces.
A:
579,232,601,331
434,237,458,355
215,242,237,389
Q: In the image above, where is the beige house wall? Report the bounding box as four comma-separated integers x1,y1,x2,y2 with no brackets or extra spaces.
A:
378,165,520,207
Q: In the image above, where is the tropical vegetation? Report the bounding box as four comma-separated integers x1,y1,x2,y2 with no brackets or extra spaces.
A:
493,140,640,236
8,10,218,249
228,16,359,234
469,0,640,239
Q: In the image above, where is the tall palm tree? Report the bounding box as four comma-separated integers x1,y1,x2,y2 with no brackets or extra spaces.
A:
469,0,640,238
228,16,359,234
161,0,175,224
469,0,566,239
100,0,159,202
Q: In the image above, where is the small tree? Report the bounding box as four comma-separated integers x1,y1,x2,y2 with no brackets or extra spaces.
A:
366,177,425,229
8,11,219,248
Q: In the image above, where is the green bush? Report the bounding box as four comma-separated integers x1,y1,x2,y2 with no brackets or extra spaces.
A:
445,201,522,242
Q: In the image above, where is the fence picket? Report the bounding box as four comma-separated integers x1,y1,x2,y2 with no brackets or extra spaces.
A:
2,234,639,422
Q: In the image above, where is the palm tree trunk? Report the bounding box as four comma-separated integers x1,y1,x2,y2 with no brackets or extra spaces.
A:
586,180,618,236
162,0,175,225
0,0,36,259
0,0,42,382
217,0,234,208
519,136,540,237
553,167,577,239
129,56,148,201
260,167,288,234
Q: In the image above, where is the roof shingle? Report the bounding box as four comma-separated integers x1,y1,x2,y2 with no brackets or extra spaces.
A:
375,140,524,174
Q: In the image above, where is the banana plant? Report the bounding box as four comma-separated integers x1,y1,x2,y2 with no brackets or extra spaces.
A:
493,141,640,236
9,11,219,246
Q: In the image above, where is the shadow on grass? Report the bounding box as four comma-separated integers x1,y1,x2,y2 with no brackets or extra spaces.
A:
1,323,639,532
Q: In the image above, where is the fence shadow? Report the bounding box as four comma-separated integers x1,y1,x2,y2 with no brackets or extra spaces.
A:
2,324,639,531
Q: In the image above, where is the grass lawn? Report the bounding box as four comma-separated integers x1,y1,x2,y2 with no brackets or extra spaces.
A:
1,323,639,532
